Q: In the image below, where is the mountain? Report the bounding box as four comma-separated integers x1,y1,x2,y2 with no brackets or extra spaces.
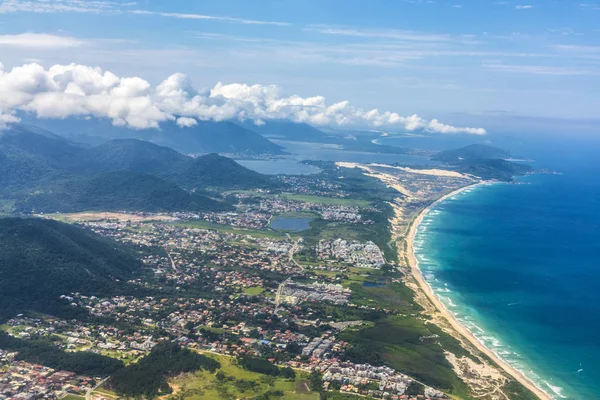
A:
15,171,234,214
0,217,142,320
432,144,511,163
0,126,275,213
241,120,329,142
77,138,189,176
0,125,83,164
0,125,81,190
158,121,285,155
433,144,532,181
27,117,285,155
74,139,277,190
169,153,276,189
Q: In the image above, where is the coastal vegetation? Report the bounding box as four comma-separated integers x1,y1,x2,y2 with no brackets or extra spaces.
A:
163,353,317,400
339,315,473,398
108,342,220,398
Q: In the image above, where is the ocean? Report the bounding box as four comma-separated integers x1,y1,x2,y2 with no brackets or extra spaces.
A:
413,137,600,399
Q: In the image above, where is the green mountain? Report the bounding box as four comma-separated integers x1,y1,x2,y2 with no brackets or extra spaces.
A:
433,144,532,181
169,153,276,189
29,117,285,155
75,139,276,189
15,171,234,214
241,120,329,142
432,144,511,163
0,126,275,213
0,126,80,190
159,121,284,155
77,138,190,176
0,217,142,320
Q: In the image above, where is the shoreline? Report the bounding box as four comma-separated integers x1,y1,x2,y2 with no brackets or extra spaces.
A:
405,182,553,400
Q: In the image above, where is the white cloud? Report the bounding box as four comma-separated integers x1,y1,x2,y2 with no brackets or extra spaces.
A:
0,33,86,48
0,61,487,134
0,0,290,26
0,0,122,14
176,117,198,127
129,10,290,26
483,63,599,75
306,25,452,42
515,5,534,9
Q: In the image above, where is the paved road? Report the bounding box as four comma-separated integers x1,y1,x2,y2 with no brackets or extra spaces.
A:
85,377,108,400
164,247,177,271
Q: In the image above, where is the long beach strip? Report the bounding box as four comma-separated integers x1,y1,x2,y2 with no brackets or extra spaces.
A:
405,183,553,400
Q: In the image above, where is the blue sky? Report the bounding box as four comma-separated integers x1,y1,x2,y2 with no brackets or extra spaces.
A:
0,0,599,135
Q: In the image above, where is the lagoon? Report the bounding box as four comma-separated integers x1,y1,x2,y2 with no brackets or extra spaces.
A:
269,216,314,232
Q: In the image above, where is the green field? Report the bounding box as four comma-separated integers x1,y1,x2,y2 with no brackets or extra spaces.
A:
171,220,290,239
348,282,420,314
243,286,265,295
62,395,86,400
281,193,371,207
167,353,318,400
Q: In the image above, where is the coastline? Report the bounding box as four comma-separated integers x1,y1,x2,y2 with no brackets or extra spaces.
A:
404,182,553,400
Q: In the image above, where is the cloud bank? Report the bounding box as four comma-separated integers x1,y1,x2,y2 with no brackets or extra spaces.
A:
0,62,486,134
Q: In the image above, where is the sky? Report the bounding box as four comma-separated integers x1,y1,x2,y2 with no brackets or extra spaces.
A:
0,0,599,135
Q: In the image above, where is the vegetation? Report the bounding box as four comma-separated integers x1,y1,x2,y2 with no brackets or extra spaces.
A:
0,217,142,321
348,282,420,314
0,126,278,214
280,193,371,207
432,144,511,162
167,353,316,400
0,332,124,376
16,171,233,214
171,153,279,190
432,144,533,181
340,315,472,397
108,342,220,399
239,356,295,379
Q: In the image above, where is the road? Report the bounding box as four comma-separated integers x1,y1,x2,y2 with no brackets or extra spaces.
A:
163,247,177,272
285,233,302,269
85,377,108,400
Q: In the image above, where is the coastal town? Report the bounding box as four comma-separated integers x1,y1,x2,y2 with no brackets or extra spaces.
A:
0,163,540,400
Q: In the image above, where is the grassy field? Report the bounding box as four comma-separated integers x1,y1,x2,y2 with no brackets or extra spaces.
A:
62,395,86,400
171,220,291,239
281,193,371,207
348,282,420,314
91,387,119,399
242,286,265,296
168,353,318,400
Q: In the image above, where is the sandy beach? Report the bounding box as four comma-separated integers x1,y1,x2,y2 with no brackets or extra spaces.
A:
405,183,553,400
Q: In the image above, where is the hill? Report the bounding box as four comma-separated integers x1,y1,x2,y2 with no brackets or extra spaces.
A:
0,125,81,190
28,117,285,155
0,126,275,213
0,217,142,321
432,144,511,163
77,138,190,176
241,120,329,142
433,144,532,181
159,121,285,155
15,171,234,214
73,139,277,190
170,153,277,189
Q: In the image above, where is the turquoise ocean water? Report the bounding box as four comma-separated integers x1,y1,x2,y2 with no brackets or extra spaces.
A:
413,139,600,399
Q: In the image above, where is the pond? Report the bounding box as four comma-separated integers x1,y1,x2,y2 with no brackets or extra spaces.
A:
362,282,385,288
269,216,314,232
